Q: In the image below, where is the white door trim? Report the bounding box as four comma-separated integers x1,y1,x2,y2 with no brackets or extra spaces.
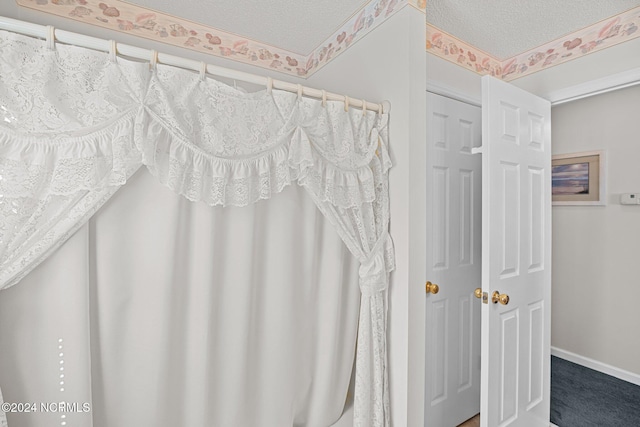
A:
427,79,481,107
546,67,640,105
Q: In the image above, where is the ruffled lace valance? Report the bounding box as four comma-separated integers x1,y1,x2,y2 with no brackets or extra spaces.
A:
0,29,394,427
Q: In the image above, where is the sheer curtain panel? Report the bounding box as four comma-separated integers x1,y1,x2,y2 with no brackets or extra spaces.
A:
0,28,394,426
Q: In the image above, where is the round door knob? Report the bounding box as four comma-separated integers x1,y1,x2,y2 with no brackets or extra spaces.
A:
474,288,483,299
425,281,439,295
491,291,509,305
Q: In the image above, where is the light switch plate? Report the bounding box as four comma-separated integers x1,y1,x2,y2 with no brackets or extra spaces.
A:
620,193,640,205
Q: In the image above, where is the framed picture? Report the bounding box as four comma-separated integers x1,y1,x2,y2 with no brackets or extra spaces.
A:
552,150,606,206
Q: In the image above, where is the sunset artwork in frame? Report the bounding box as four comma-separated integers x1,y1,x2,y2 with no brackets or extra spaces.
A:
552,150,606,206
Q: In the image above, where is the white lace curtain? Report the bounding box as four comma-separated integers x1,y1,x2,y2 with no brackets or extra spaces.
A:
0,29,394,427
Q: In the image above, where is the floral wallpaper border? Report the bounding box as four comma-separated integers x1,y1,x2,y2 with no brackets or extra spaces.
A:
307,0,407,77
426,24,504,78
501,6,640,81
16,0,408,78
426,6,640,82
408,0,426,12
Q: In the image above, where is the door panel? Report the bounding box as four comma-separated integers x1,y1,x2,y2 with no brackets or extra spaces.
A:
457,293,474,392
432,166,450,270
527,301,544,410
498,308,519,425
459,169,474,266
425,93,482,427
480,76,551,427
430,299,448,404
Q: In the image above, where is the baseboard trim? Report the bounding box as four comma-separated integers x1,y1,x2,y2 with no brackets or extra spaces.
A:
551,346,640,387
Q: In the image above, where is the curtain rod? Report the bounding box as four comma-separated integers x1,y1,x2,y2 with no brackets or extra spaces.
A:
0,15,390,114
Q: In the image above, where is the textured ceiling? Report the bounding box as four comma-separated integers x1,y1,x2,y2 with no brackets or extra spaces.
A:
426,0,640,59
125,0,369,54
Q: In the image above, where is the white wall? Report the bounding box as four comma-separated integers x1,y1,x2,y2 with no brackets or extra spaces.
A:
0,3,428,425
307,7,427,426
551,85,640,376
426,53,482,103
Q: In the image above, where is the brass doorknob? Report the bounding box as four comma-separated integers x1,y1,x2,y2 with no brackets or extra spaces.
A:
425,281,439,295
474,288,483,299
491,291,509,305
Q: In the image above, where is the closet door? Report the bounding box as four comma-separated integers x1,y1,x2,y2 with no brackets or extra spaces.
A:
480,75,551,427
425,92,482,427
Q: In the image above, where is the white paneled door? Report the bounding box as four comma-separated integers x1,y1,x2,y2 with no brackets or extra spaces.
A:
480,76,551,427
425,92,482,427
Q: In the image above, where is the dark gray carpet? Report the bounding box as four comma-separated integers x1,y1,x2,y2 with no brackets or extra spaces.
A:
551,355,640,427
